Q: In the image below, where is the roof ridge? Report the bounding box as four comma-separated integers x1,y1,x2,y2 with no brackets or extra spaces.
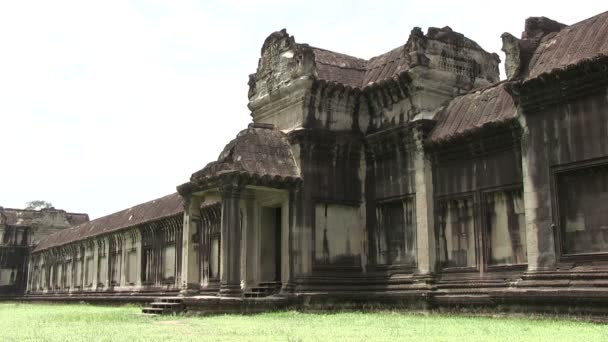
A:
310,46,368,63
564,10,608,29
0,207,87,215
33,192,184,252
86,192,180,221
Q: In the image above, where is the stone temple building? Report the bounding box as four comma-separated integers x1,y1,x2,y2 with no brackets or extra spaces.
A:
0,207,88,296
16,10,608,312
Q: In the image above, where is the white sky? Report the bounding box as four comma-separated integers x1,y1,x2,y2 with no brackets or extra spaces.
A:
0,1,605,218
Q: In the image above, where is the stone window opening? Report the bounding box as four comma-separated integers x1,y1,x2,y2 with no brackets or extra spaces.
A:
199,204,222,285
160,224,178,284
483,188,527,267
208,232,221,281
140,226,157,286
32,266,39,291
373,196,417,267
126,247,137,286
44,263,50,290
85,255,94,287
9,269,16,285
435,187,527,272
436,195,477,269
18,228,29,246
108,238,122,287
161,244,176,283
2,226,15,245
97,241,107,288
60,262,67,290
555,161,608,257
52,262,59,290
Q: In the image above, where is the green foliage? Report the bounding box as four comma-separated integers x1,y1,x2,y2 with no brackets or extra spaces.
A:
25,200,53,210
1,303,607,341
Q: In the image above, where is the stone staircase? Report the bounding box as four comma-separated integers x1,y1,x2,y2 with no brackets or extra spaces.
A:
243,282,281,298
142,297,185,315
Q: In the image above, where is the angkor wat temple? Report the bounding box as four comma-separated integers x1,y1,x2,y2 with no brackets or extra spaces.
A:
5,10,608,313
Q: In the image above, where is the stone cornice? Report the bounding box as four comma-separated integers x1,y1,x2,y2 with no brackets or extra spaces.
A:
511,56,608,113
179,171,302,198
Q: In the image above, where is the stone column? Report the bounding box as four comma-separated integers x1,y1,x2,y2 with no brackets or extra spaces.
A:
280,192,291,291
103,238,110,288
219,181,243,297
82,247,88,290
92,241,99,290
520,122,556,271
134,230,142,288
120,234,128,288
180,195,202,294
413,127,435,276
200,210,210,287
240,191,255,289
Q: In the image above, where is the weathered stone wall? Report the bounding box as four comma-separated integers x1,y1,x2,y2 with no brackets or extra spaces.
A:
304,83,362,132
288,130,363,276
519,85,608,270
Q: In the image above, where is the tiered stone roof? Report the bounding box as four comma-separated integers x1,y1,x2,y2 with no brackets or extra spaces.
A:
525,10,608,80
428,83,517,143
306,25,498,89
181,123,301,193
34,193,183,252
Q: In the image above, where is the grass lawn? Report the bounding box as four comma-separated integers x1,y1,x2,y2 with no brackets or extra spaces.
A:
1,303,607,341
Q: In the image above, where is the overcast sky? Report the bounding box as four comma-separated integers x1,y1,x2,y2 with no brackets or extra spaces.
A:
0,1,605,218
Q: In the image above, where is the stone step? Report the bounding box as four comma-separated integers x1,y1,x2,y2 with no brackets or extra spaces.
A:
258,281,281,286
243,284,281,298
151,302,184,309
142,307,165,315
154,297,183,304
249,287,275,292
142,296,186,315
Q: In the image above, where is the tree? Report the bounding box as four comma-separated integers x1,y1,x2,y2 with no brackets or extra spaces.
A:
25,200,53,210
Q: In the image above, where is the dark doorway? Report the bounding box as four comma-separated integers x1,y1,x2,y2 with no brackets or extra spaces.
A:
260,207,282,282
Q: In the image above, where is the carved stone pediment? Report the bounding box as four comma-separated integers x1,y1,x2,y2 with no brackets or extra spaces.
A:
248,29,315,107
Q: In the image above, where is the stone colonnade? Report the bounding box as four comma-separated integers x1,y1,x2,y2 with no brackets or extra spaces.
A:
27,215,182,294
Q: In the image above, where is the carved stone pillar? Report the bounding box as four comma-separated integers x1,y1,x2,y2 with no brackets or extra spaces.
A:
180,195,202,295
219,181,243,297
413,127,435,276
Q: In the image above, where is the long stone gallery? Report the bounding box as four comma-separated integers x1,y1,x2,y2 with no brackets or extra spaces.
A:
3,10,608,314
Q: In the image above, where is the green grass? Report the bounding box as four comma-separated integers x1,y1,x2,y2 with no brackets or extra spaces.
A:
0,303,607,341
